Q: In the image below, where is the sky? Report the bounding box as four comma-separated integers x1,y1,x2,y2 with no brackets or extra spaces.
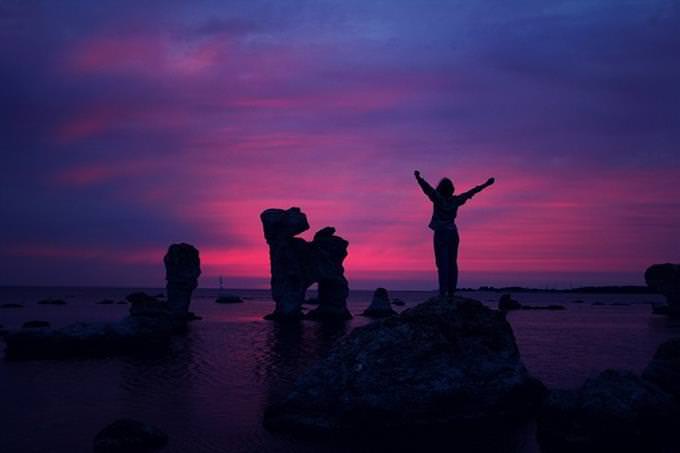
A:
1,0,679,289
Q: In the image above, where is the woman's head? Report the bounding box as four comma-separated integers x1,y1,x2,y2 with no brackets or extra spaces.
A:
436,177,454,198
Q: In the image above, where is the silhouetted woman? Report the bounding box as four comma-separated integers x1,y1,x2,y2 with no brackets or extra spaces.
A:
414,170,495,299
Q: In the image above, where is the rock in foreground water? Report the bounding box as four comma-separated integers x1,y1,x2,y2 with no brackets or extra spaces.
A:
265,296,545,434
94,418,168,452
537,369,679,453
362,287,396,318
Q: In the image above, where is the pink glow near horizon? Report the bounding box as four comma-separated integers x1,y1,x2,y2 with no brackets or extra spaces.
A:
2,1,679,288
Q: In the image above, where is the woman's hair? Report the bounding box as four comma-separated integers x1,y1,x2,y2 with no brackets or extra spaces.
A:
436,178,454,198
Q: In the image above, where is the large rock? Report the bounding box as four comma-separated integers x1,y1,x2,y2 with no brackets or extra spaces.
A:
264,296,545,434
537,369,680,453
3,244,200,360
362,287,396,318
94,418,168,452
643,338,680,399
645,263,680,317
164,243,201,316
261,208,351,321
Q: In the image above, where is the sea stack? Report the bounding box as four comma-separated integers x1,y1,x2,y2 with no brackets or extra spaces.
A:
362,287,396,317
260,207,351,321
164,243,201,317
645,263,680,316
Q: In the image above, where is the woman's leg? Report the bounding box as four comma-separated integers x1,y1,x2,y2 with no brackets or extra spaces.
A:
433,230,449,297
447,229,460,296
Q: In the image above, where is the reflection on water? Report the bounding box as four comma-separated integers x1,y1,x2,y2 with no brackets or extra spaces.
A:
0,287,677,452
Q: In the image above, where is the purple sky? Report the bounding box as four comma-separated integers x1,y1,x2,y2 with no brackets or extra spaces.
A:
1,1,679,289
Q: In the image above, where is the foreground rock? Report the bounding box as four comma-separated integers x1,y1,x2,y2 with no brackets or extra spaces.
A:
3,244,201,360
362,287,396,318
265,296,545,434
94,418,168,452
261,208,351,321
537,369,679,453
643,338,680,398
645,263,680,317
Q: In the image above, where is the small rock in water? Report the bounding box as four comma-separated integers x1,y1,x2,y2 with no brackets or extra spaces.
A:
362,287,396,317
96,299,116,305
215,294,243,304
392,298,406,306
498,293,522,311
1,303,23,309
37,298,67,305
93,418,168,452
591,301,605,306
572,300,585,304
116,301,128,305
22,320,51,329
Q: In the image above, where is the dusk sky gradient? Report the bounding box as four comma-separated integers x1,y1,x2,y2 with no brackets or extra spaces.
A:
1,0,679,289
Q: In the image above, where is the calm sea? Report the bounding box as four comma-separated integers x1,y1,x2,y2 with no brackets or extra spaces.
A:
0,287,677,452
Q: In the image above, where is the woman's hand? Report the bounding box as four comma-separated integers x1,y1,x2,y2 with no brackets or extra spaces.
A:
486,177,495,186
414,170,421,178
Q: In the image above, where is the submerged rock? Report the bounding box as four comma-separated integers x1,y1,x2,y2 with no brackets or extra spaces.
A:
22,321,50,329
645,263,680,317
215,294,243,304
537,369,679,453
522,304,566,311
94,418,168,452
362,288,396,318
498,294,522,311
0,303,23,309
643,338,680,398
265,296,545,434
37,298,66,305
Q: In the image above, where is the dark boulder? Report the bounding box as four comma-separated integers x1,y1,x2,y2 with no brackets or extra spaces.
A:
537,369,679,453
265,296,545,435
522,304,566,311
498,294,522,311
392,298,405,306
93,418,168,452
645,263,680,317
96,299,116,305
362,287,396,318
22,321,50,329
643,338,680,399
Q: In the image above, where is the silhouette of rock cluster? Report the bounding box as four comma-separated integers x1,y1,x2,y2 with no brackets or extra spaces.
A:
646,263,680,317
264,296,545,434
3,243,201,359
537,338,680,453
260,207,351,321
362,287,396,317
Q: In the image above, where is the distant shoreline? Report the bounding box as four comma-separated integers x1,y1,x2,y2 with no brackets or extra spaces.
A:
0,285,656,295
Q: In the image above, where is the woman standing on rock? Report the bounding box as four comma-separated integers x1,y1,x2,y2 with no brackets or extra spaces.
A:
414,170,495,300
